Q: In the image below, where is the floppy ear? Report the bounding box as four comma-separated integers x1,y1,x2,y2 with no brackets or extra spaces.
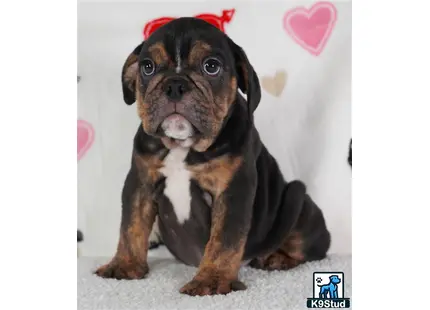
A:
228,39,261,119
121,42,144,105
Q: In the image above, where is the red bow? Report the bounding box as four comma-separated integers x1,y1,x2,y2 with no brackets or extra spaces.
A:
143,9,235,39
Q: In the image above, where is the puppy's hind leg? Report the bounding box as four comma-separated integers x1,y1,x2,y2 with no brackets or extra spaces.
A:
296,194,331,263
249,181,331,271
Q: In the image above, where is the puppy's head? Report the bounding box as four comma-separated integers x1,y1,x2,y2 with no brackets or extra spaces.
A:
121,17,261,152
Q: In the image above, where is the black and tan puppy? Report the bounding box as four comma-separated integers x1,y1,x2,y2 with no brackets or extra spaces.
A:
95,17,331,296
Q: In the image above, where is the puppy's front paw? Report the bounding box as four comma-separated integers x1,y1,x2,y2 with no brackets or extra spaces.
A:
179,278,246,296
94,261,149,280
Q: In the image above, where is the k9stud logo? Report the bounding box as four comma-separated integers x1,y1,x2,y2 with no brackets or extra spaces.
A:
307,272,351,308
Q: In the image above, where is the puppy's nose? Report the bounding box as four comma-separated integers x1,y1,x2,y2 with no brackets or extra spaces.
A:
163,78,190,101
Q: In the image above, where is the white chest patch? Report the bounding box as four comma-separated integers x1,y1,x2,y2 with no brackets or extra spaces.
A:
159,147,191,224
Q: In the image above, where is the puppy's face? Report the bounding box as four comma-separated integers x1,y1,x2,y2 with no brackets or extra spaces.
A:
121,18,261,152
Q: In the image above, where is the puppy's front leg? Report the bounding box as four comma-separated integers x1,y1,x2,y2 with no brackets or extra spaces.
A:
95,190,156,280
180,164,256,296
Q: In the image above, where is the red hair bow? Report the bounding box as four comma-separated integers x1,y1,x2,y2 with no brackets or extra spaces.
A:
143,9,235,39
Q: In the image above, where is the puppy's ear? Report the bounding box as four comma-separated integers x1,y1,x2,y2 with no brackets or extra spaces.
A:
121,42,144,105
228,39,261,119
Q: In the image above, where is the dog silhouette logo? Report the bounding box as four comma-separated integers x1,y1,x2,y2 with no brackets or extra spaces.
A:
307,272,351,308
317,274,341,298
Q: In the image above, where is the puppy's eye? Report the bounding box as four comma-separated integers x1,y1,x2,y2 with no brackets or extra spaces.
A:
202,57,221,76
141,58,155,76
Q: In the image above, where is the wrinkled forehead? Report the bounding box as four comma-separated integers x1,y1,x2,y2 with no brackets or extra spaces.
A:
139,21,232,70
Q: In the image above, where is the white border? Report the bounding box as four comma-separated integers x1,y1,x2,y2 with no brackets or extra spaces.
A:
354,0,430,308
2,0,428,308
0,0,76,308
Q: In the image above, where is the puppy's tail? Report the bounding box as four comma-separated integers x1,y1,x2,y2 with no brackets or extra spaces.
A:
256,180,306,255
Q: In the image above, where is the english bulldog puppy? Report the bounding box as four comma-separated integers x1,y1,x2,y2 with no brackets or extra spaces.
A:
95,17,331,296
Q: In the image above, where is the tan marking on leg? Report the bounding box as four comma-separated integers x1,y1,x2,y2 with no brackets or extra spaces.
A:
180,195,247,296
249,231,306,271
95,194,156,279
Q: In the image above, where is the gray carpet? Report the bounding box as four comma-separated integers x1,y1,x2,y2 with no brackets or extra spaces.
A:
78,247,352,310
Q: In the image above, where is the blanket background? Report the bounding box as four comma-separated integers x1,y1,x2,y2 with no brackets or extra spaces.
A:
78,248,352,310
77,0,351,257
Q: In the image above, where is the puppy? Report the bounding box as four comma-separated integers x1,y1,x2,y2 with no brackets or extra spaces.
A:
95,17,331,296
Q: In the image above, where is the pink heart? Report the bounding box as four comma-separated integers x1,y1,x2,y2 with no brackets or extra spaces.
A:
283,2,337,56
77,119,95,161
